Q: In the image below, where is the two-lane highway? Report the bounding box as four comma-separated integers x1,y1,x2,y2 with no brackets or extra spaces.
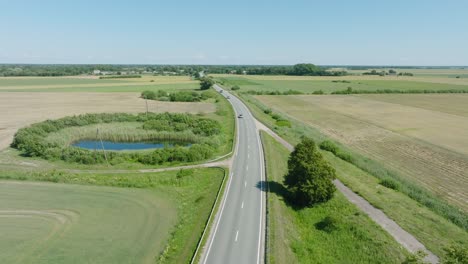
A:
201,85,265,264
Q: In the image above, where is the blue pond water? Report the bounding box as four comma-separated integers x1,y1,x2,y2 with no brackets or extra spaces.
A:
72,140,190,151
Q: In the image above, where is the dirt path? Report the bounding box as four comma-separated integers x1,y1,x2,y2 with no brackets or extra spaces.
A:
255,120,439,263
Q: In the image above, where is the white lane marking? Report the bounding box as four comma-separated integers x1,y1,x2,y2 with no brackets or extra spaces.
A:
248,153,250,159
203,171,235,263
246,165,249,171
248,145,250,149
235,230,239,242
244,181,247,187
241,201,244,209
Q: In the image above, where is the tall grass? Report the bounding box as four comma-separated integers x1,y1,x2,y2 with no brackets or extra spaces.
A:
45,122,201,146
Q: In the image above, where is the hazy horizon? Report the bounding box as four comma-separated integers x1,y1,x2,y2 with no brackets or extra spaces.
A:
1,0,467,66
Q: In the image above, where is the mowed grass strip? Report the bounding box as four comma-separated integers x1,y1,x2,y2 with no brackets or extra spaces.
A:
261,132,407,264
0,167,224,264
0,180,176,264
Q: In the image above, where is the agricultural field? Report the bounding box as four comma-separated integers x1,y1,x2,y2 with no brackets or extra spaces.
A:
0,180,176,264
0,75,198,92
0,74,233,263
256,94,468,211
213,73,468,92
0,167,224,263
261,132,408,263
346,68,468,79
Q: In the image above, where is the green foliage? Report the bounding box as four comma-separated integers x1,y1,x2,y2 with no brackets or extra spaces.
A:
276,120,291,128
263,108,272,114
312,90,324,95
399,72,414,76
363,69,387,76
379,178,401,191
231,85,240,91
141,90,215,102
284,137,336,207
199,77,215,90
245,89,303,95
443,244,468,264
141,90,157,99
169,91,202,102
319,140,352,162
12,112,223,165
402,250,428,264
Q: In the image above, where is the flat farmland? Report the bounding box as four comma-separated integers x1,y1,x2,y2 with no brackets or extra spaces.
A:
256,94,468,211
0,180,176,264
214,74,468,90
0,76,198,92
0,92,215,150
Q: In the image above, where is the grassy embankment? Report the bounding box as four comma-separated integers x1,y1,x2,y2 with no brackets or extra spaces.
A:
261,132,407,263
0,167,225,264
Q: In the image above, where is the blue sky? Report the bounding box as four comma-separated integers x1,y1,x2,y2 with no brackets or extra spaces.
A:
0,0,467,65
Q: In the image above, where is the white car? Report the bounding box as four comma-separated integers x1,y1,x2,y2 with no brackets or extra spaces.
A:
238,114,243,118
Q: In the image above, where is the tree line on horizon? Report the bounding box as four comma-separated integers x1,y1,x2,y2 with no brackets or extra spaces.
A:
0,63,346,77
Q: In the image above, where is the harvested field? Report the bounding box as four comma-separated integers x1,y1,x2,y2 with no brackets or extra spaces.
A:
359,94,468,117
256,94,468,211
0,76,197,91
0,92,215,150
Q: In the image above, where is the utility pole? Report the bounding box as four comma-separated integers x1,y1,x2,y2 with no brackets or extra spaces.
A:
96,128,109,166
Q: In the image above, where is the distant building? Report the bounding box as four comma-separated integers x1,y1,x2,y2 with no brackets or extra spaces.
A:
93,70,101,75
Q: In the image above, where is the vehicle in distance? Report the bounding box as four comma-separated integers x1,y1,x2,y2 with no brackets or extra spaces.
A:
227,96,230,99
238,114,243,118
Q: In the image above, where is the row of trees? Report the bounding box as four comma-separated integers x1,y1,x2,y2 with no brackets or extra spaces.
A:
141,90,216,102
0,64,345,77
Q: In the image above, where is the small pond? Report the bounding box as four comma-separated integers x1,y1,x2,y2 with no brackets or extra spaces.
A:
72,140,191,151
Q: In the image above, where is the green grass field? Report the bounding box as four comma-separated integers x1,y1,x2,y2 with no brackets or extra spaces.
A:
0,167,224,264
0,180,176,264
216,76,468,94
261,132,407,263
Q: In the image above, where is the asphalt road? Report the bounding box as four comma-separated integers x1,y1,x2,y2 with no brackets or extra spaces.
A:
201,85,265,264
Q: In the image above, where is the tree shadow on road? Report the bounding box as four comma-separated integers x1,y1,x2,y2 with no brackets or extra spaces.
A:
256,180,305,210
257,180,326,210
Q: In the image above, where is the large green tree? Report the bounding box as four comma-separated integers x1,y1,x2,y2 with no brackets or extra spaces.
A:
284,137,336,207
199,77,214,90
